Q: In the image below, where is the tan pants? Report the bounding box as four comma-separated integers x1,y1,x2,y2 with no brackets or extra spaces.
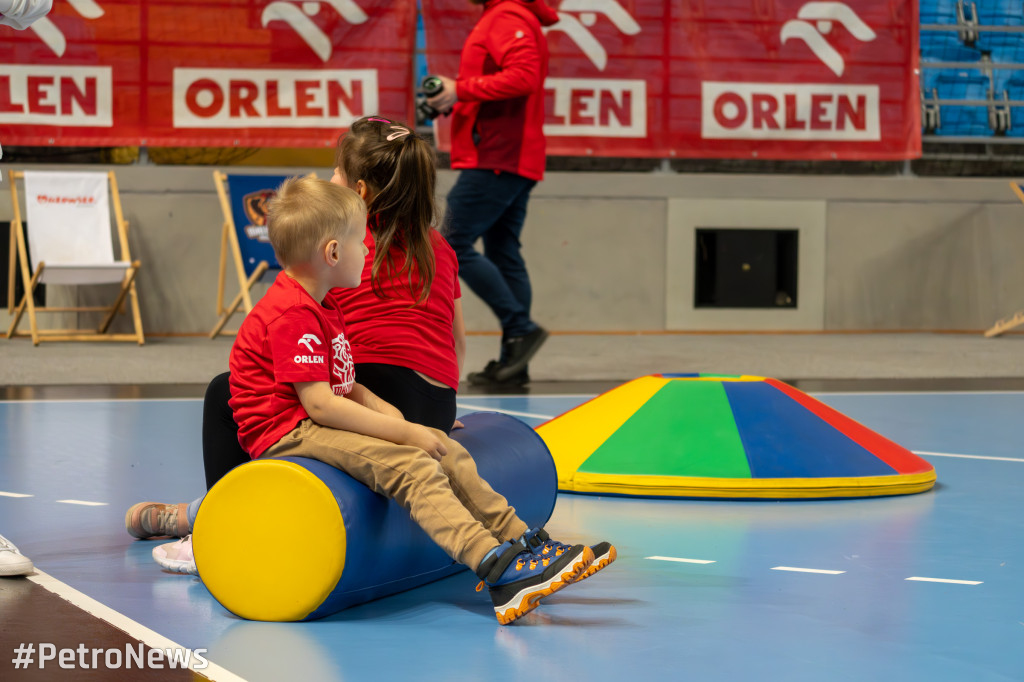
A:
263,420,529,571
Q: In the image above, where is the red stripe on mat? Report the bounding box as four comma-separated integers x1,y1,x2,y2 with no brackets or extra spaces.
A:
765,378,934,475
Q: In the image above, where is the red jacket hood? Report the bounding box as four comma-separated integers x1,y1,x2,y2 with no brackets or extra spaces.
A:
484,0,559,27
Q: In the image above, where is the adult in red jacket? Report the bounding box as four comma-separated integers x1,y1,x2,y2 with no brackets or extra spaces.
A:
427,0,558,386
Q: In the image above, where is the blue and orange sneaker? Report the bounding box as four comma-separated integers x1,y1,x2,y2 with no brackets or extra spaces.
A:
522,527,616,583
475,539,593,625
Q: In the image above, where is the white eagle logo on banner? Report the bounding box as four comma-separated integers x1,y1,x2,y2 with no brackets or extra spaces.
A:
261,0,369,62
780,2,876,77
546,0,640,71
27,0,104,57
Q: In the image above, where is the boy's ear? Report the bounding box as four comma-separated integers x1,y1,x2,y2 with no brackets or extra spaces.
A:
324,239,340,265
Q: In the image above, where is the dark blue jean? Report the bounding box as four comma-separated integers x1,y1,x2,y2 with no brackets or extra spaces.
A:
444,169,538,338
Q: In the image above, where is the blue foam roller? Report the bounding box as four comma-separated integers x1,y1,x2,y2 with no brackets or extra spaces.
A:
193,412,557,621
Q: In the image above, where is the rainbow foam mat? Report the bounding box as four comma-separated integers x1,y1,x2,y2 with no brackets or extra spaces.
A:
536,374,936,499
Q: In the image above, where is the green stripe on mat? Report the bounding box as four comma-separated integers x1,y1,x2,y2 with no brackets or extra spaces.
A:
578,380,752,478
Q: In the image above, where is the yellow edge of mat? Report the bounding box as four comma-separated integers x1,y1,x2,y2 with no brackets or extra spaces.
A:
194,459,347,621
537,375,668,483
662,375,767,382
564,470,937,499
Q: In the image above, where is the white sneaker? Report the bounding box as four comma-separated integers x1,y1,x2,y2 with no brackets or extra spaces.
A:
152,535,197,575
0,534,34,576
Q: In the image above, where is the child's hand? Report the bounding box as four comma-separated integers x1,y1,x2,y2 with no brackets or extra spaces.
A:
402,424,447,461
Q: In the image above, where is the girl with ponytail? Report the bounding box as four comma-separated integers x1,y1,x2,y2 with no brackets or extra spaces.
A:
328,115,465,433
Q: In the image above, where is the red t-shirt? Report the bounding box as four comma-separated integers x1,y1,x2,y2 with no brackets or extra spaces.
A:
450,0,557,182
229,272,356,458
329,227,461,390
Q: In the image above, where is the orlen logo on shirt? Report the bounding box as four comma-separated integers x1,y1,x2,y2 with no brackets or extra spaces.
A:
294,354,326,364
294,333,325,364
172,68,379,129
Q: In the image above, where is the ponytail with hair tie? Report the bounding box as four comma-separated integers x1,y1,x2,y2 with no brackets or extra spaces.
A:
336,114,439,305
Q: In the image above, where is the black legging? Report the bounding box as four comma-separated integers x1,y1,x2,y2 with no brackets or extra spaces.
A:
201,372,246,490
201,366,458,490
353,363,457,435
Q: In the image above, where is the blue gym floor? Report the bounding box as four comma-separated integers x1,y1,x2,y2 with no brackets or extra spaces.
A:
1,389,1022,681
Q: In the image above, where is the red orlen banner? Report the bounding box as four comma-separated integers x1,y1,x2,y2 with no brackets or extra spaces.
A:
0,0,416,147
422,0,920,160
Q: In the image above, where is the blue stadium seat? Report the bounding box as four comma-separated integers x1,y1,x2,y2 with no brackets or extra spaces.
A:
920,68,942,94
974,0,1024,26
416,11,427,85
974,0,1024,55
991,69,1014,94
415,9,431,126
920,0,960,24
976,31,1024,62
921,30,984,62
1002,72,1024,135
931,69,994,136
973,0,1024,57
984,39,1024,63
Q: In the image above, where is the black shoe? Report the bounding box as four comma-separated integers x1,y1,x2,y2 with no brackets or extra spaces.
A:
494,327,548,382
521,528,616,584
467,360,530,387
475,539,594,625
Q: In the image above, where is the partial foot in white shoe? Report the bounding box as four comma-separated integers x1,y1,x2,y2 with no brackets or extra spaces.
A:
0,534,34,577
153,535,197,575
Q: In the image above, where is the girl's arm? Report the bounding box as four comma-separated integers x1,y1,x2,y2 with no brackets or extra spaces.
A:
348,382,403,420
294,381,446,460
453,297,466,380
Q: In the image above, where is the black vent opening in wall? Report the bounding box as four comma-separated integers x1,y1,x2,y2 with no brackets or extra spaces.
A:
694,228,798,308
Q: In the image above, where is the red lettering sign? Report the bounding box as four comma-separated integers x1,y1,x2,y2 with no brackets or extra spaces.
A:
0,1,416,147
424,0,918,160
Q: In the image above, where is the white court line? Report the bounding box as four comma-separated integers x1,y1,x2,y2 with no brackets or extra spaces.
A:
913,450,1024,463
56,500,108,506
906,576,982,585
464,393,595,400
0,398,201,404
0,491,33,497
646,556,716,564
29,570,245,680
456,403,555,420
0,396,593,406
811,390,1024,396
772,566,846,575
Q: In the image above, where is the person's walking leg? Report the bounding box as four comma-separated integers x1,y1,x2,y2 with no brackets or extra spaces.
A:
445,170,532,335
481,176,537,337
480,175,547,381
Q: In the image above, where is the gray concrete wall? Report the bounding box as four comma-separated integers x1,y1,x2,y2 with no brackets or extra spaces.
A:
2,164,1021,334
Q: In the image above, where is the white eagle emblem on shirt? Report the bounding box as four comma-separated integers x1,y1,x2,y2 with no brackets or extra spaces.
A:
331,333,355,396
